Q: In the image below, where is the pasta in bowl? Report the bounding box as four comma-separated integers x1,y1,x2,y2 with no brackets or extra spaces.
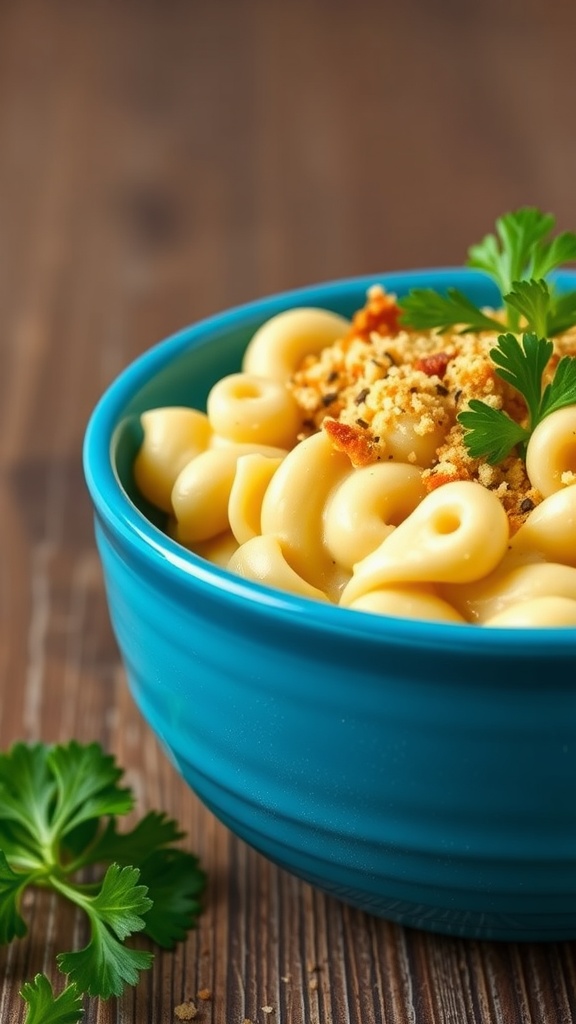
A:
84,266,576,942
132,276,576,627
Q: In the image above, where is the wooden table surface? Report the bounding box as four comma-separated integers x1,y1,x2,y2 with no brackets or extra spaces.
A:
1,1,575,1021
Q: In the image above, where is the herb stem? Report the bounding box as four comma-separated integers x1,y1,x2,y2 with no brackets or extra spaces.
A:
48,873,94,914
504,300,521,333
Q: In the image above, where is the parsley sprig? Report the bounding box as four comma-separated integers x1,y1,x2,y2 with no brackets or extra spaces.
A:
468,208,576,305
399,207,576,336
19,975,83,1024
0,741,205,1021
457,330,576,464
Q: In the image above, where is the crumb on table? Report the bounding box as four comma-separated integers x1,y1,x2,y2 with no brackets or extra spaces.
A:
174,1002,198,1021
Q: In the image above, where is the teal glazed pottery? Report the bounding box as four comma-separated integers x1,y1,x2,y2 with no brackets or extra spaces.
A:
83,270,576,941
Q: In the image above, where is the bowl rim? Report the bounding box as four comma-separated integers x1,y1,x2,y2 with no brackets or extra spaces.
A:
83,266,576,656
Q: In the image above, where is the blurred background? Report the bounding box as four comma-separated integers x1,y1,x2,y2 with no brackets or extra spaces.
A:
2,0,576,392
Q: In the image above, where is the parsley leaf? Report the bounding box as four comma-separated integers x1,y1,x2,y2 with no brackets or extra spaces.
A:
68,812,205,947
539,353,576,418
503,278,576,340
0,740,205,1012
467,208,559,296
457,330,576,463
504,279,551,338
62,863,153,941
20,974,83,1024
547,289,576,336
457,400,529,465
398,208,576,336
56,865,154,998
138,848,206,947
529,229,576,280
466,209,576,332
58,930,153,1000
0,742,133,866
47,742,134,839
0,850,31,943
398,287,503,334
0,744,55,864
69,810,184,870
489,332,553,425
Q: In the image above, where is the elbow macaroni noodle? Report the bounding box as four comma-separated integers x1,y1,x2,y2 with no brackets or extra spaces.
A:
524,406,576,497
242,307,352,381
134,302,576,627
323,462,425,569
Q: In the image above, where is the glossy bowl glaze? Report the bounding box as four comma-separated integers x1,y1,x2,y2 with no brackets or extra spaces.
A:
83,269,576,941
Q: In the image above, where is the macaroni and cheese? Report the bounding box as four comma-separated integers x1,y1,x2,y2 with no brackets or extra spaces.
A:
133,286,576,627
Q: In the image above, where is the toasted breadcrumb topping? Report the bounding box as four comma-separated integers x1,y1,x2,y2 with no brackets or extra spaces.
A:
289,285,576,533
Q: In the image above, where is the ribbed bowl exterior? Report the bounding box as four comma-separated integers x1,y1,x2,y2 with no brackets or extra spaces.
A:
84,270,576,941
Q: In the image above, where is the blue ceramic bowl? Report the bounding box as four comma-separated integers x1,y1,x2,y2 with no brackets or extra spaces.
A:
83,269,576,941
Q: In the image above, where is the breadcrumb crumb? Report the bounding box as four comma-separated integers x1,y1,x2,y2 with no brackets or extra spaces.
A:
174,1002,198,1020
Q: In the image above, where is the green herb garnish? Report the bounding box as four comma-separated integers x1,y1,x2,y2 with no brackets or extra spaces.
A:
1,741,205,1021
399,207,576,336
395,287,504,335
468,208,576,300
20,974,84,1024
457,330,576,464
